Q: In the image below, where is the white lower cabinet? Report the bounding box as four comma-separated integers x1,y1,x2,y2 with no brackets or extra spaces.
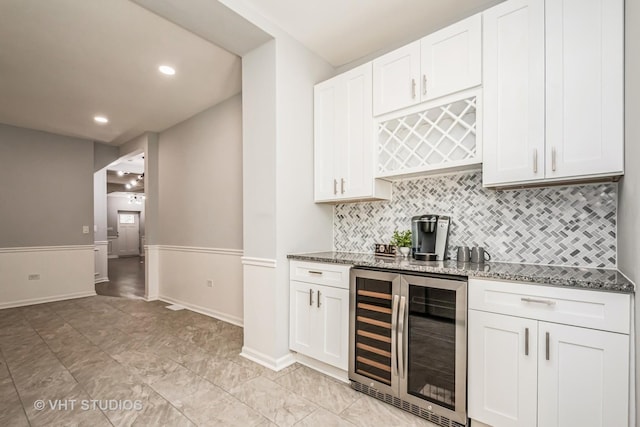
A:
468,278,630,427
289,261,350,370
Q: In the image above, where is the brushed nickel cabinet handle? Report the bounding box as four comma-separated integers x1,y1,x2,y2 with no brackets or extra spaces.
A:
391,295,400,377
309,288,313,306
546,332,550,361
308,270,323,275
411,78,416,99
533,149,538,174
333,179,337,195
340,178,345,194
525,327,529,356
521,297,556,306
423,75,427,96
552,147,557,172
398,296,406,379
317,290,321,308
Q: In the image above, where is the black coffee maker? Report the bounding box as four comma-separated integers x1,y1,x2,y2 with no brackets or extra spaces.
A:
411,214,451,261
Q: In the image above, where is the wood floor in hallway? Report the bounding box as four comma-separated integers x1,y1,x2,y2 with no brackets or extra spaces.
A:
95,256,145,299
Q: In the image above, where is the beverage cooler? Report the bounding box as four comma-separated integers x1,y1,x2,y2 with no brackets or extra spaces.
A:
349,268,468,427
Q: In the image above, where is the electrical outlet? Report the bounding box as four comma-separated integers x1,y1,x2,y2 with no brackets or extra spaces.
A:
28,274,40,281
206,280,213,288
82,226,90,234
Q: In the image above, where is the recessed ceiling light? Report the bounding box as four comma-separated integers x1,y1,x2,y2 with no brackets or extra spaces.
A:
94,116,108,124
117,171,124,177
158,65,176,76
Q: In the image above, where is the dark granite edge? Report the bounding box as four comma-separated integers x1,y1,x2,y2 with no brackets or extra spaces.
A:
287,252,635,294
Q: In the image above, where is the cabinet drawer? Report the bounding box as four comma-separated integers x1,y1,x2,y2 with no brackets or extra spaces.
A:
290,261,351,289
468,278,630,334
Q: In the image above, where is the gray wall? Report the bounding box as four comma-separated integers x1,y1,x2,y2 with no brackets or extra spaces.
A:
157,95,243,248
93,142,118,172
243,41,277,259
619,2,640,426
94,169,108,242
0,123,94,247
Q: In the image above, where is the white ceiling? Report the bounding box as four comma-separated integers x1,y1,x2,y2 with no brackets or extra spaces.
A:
0,0,241,145
0,0,504,147
238,0,505,67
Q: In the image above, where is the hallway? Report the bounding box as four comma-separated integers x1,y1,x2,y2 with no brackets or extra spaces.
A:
95,256,145,299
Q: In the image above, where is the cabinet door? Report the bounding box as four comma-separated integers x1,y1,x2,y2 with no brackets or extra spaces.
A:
315,285,349,370
537,322,629,427
314,81,339,201
289,281,315,356
482,0,545,186
545,0,624,179
468,310,538,427
373,41,421,116
421,14,482,102
341,63,374,199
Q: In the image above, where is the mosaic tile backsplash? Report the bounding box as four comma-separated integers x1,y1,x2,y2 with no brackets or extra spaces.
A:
334,172,617,268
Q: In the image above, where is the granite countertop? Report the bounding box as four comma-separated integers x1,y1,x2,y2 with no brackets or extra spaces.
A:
287,251,635,293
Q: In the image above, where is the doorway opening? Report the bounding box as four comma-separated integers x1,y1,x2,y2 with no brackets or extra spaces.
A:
95,151,146,298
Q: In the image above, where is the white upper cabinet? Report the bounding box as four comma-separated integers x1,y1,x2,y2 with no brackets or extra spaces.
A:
373,14,482,117
545,0,624,180
482,0,545,186
483,0,624,187
314,62,392,203
421,15,482,102
372,42,421,116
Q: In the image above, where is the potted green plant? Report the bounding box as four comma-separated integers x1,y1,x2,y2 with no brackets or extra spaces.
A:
391,230,412,258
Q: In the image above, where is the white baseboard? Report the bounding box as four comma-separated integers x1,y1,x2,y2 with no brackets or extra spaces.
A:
94,277,109,284
240,346,296,372
0,291,97,310
293,353,349,383
159,295,243,327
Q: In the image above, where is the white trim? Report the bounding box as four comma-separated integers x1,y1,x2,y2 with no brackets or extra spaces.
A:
241,257,277,268
240,346,296,371
94,278,109,284
155,245,243,256
0,291,97,310
0,245,94,254
159,295,243,327
94,241,109,246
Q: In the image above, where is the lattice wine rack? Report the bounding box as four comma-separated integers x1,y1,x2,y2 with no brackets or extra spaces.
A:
377,93,480,177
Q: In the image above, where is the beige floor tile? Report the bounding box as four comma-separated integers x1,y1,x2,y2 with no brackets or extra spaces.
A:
176,389,267,427
295,408,357,427
113,349,181,385
276,366,360,414
186,357,262,391
339,394,438,427
150,365,218,404
230,376,318,427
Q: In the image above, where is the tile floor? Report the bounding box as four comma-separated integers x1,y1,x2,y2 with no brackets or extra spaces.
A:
0,296,438,426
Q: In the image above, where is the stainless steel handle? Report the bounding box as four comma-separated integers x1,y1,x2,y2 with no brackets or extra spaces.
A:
552,147,557,171
521,297,556,306
411,78,416,99
391,295,400,377
533,149,538,173
422,74,427,96
525,327,529,356
309,288,313,306
545,332,550,361
308,270,323,275
333,179,337,195
317,290,321,308
397,296,406,379
340,178,345,194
